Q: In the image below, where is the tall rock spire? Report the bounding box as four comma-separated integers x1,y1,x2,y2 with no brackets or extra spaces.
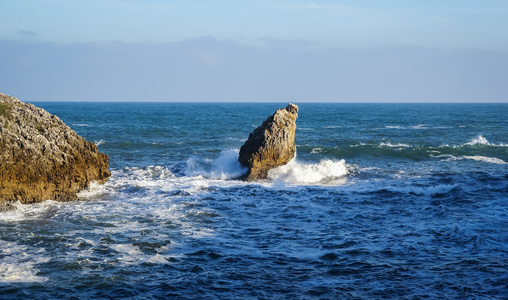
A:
238,103,298,181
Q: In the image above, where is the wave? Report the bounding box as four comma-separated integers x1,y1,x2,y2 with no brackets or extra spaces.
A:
348,141,411,148
384,124,451,130
367,184,458,197
0,239,50,283
462,135,507,147
463,156,507,164
185,149,248,180
94,139,106,146
0,200,63,222
184,149,350,185
310,147,323,154
403,184,458,196
378,142,410,148
268,158,349,185
439,155,507,165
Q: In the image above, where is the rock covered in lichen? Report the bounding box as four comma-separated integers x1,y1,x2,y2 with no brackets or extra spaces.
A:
238,103,298,181
0,93,110,208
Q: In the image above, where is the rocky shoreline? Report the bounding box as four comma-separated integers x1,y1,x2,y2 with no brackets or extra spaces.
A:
1,94,299,208
0,93,110,209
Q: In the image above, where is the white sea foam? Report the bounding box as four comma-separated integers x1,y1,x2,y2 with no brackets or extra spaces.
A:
463,156,507,164
382,184,457,196
310,147,323,154
0,200,62,222
385,124,428,129
298,127,316,131
379,142,410,148
438,154,507,165
385,124,450,130
77,181,110,199
410,124,428,129
406,184,457,196
465,135,491,146
463,135,507,147
349,142,410,148
268,158,349,185
185,149,247,180
0,240,49,283
111,244,143,256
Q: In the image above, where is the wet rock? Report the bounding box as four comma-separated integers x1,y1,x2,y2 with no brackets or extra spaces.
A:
0,93,110,207
238,103,298,181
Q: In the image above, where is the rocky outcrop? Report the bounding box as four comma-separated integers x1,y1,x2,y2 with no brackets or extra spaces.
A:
0,93,110,208
238,103,298,181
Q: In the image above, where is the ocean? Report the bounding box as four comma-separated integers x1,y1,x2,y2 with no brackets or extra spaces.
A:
1,102,507,299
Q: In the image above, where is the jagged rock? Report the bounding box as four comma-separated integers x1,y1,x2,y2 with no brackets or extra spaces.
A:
238,103,298,181
0,93,110,208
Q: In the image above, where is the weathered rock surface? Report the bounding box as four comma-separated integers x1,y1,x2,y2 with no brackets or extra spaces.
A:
238,103,298,181
0,93,110,208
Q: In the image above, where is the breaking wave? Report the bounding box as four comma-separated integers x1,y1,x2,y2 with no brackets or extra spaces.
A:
462,135,507,147
94,139,106,146
185,149,247,180
439,155,507,165
268,158,349,185
0,240,49,283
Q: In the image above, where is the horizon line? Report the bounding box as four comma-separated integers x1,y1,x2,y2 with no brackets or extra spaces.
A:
28,100,508,104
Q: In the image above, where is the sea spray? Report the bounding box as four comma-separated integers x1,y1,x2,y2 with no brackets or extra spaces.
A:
2,102,507,299
462,135,508,147
268,158,349,184
185,149,247,180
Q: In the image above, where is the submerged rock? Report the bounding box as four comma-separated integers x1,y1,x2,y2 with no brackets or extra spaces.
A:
0,93,110,208
238,103,298,181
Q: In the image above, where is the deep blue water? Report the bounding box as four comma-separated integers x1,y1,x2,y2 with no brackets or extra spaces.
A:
1,102,507,299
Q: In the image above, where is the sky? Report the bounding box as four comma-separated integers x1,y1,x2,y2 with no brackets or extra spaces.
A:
1,0,508,102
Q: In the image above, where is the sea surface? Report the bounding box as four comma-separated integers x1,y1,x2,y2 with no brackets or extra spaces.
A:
1,102,507,299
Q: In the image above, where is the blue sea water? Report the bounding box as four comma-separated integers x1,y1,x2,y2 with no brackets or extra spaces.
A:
1,102,507,299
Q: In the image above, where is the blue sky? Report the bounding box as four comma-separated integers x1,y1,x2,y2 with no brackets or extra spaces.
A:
1,0,508,102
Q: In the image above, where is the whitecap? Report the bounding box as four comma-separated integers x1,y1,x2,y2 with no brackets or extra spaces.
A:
465,135,491,146
463,135,507,147
463,156,507,165
410,124,428,129
438,154,507,165
297,127,316,131
268,158,349,185
384,184,457,196
310,147,323,154
406,184,457,196
379,142,410,148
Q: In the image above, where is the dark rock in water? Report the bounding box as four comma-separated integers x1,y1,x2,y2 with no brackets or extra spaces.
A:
238,103,298,181
0,93,110,208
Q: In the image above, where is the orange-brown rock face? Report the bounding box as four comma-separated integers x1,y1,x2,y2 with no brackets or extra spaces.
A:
0,93,110,207
238,103,298,181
